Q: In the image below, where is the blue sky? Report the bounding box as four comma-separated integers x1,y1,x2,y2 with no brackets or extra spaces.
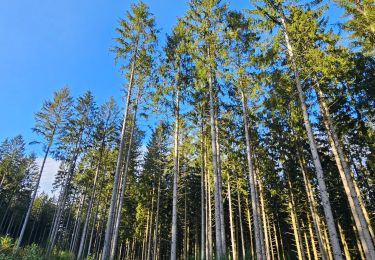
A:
0,0,249,194
0,0,251,150
0,0,344,194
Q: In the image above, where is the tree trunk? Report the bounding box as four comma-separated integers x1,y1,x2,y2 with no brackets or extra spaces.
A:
207,162,213,259
215,112,226,256
70,192,86,253
142,211,150,260
16,134,54,250
147,185,155,260
296,149,329,260
170,85,180,260
315,84,375,259
307,216,319,260
184,184,187,260
47,139,81,256
77,164,98,258
110,87,141,259
286,174,306,260
227,177,237,260
152,177,161,260
259,180,270,260
240,88,265,260
237,184,246,259
245,196,255,258
273,222,281,260
267,216,274,260
353,223,366,260
337,222,351,260
101,46,138,260
87,170,106,258
201,117,206,260
280,15,343,260
207,68,224,259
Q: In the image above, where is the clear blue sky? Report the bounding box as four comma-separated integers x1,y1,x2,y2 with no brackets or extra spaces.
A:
0,0,251,155
0,0,344,194
0,0,343,155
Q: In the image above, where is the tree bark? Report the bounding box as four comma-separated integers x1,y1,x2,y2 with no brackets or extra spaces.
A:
16,131,54,250
337,222,352,260
315,83,375,259
47,138,82,255
280,15,343,260
240,88,265,260
296,148,328,260
207,67,224,259
237,183,246,259
77,151,103,259
227,177,237,260
170,84,180,260
152,177,161,260
201,117,206,260
101,44,138,260
215,110,226,256
259,180,270,260
110,86,141,260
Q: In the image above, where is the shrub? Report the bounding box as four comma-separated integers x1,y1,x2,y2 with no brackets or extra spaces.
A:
0,235,14,254
21,244,43,260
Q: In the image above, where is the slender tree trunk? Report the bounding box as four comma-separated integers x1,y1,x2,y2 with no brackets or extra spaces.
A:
215,112,226,256
237,185,246,259
201,117,206,260
87,171,105,258
77,149,104,259
27,220,36,244
16,133,54,250
101,45,138,260
152,177,161,260
307,216,319,260
70,193,86,253
273,222,280,260
321,223,334,260
278,221,287,260
259,181,270,260
280,15,343,260
245,196,255,259
267,216,274,260
207,167,213,259
353,223,366,260
240,88,264,260
304,227,312,260
143,211,150,260
286,175,306,260
170,85,180,260
184,184,187,260
315,84,375,259
207,68,224,259
227,177,237,260
47,140,81,255
6,214,14,235
296,149,329,260
256,172,266,259
337,222,351,260
110,87,142,259
0,201,11,232
147,185,155,260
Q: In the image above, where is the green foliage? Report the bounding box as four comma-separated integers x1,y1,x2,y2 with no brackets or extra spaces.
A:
20,244,42,260
336,0,375,54
0,237,72,260
1,0,374,259
0,235,14,254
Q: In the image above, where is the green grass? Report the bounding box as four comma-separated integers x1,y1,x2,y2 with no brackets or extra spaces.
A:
0,235,74,260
